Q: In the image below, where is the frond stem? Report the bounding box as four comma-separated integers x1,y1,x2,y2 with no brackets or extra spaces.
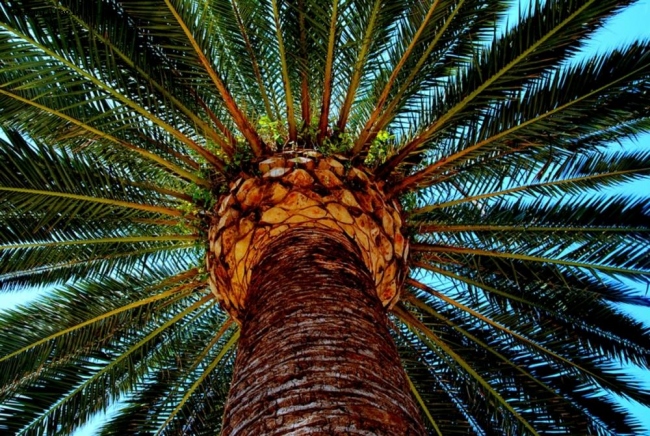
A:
0,283,200,364
17,295,215,434
404,369,443,436
163,0,269,157
364,0,466,153
298,0,311,126
231,0,274,119
0,186,184,217
352,0,442,155
155,322,238,434
317,0,339,144
270,0,298,142
404,277,644,406
411,224,650,234
402,291,582,421
391,56,650,193
410,243,648,276
55,1,234,159
1,235,198,251
336,0,382,133
0,22,226,172
411,167,650,215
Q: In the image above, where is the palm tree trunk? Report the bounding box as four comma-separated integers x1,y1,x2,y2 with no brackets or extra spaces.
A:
220,229,426,435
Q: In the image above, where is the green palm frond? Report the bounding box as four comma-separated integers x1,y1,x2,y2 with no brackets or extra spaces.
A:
0,0,228,172
392,43,650,192
97,318,237,435
1,0,649,434
377,0,639,176
396,293,645,435
0,131,200,291
0,271,213,433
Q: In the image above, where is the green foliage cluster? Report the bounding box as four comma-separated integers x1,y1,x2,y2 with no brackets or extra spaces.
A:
257,115,284,148
365,129,394,166
319,130,353,155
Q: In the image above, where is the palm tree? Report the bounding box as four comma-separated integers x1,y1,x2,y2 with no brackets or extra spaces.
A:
1,0,649,433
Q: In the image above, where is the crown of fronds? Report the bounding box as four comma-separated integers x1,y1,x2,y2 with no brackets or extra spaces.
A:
1,0,650,434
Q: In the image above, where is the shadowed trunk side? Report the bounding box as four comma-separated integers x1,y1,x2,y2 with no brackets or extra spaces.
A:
220,229,426,435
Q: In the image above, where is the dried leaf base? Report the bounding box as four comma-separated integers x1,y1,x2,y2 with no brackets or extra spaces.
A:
207,151,410,323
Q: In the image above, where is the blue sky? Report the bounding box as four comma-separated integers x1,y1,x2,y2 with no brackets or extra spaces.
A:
2,1,650,434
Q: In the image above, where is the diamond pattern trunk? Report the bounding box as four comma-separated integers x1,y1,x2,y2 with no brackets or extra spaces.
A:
207,151,425,434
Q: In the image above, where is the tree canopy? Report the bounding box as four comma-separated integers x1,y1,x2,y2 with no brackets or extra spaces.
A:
0,0,649,434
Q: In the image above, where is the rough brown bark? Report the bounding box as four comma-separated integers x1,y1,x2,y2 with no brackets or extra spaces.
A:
220,229,426,435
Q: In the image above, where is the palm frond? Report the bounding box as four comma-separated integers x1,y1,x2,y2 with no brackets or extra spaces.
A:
400,281,648,435
0,1,227,172
0,1,649,434
0,270,215,434
378,0,637,178
392,42,650,192
161,0,268,157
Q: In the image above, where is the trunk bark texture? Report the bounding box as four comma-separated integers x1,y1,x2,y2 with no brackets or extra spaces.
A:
220,229,425,435
208,151,425,434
